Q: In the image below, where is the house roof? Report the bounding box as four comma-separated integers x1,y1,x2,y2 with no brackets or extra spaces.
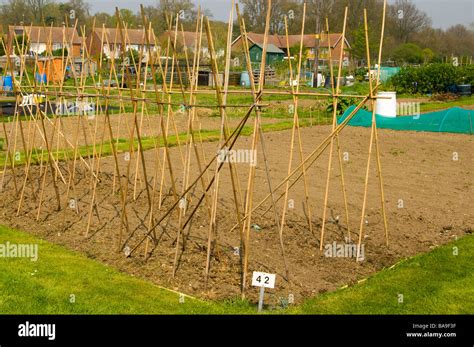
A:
251,43,285,54
160,30,208,49
93,28,153,45
9,25,81,45
233,32,351,50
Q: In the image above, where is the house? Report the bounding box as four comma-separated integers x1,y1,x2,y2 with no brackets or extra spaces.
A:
8,25,82,57
232,32,351,67
249,43,285,66
159,30,224,59
87,28,157,61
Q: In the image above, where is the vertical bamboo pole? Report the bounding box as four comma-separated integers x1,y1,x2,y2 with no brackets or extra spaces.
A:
320,8,351,250
356,2,388,260
372,0,389,247
115,7,153,252
238,0,272,298
204,4,246,282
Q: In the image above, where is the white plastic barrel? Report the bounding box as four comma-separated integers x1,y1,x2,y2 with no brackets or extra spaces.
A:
375,91,397,118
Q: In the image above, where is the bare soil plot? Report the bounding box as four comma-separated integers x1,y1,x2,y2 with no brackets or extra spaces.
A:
0,124,472,305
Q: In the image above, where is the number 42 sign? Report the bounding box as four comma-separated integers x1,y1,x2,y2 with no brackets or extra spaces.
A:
252,271,276,312
252,272,276,288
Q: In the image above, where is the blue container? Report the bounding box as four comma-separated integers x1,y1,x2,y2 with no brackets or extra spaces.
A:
3,75,12,91
240,71,250,88
457,84,472,96
35,73,47,84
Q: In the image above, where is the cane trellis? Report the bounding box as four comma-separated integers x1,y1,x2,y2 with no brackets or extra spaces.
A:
0,1,389,299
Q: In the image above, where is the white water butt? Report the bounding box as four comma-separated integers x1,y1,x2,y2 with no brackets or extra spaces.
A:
375,91,397,118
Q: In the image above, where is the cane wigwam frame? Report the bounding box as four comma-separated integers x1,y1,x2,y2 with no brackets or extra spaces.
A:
0,0,390,300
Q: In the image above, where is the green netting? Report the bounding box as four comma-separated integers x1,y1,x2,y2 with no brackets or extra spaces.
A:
338,106,473,134
378,67,401,83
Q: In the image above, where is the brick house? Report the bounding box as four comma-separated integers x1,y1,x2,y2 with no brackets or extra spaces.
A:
87,27,157,61
8,25,82,57
231,32,351,67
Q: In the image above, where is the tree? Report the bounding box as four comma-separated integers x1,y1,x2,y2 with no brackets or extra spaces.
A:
392,43,423,64
59,0,90,26
0,0,35,25
141,5,161,34
114,9,139,28
92,12,114,28
350,25,380,66
11,34,29,54
27,0,53,23
306,0,338,35
444,25,474,57
126,48,140,65
422,48,434,64
280,0,304,34
236,0,265,33
51,47,67,56
387,0,431,43
156,0,198,33
0,0,91,27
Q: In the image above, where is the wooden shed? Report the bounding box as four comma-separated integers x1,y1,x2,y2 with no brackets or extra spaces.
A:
36,57,64,83
249,43,285,66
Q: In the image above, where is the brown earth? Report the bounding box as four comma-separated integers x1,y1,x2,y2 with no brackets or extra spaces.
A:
0,123,472,306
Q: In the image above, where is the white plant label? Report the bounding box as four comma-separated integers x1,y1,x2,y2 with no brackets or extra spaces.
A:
252,271,276,289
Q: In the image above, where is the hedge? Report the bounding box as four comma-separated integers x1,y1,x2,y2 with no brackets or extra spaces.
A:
390,64,474,94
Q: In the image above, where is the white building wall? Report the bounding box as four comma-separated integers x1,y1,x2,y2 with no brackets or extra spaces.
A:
30,43,47,55
103,43,157,61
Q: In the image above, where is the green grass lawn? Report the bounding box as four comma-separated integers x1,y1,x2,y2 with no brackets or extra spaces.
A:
0,225,254,314
420,96,474,113
0,225,472,314
296,235,474,314
0,116,327,168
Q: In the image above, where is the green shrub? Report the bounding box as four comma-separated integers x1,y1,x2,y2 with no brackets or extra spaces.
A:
391,63,474,94
326,97,368,116
393,43,423,64
355,67,367,82
51,48,68,57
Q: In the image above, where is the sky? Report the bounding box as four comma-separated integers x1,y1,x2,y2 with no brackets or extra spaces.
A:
89,0,473,30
